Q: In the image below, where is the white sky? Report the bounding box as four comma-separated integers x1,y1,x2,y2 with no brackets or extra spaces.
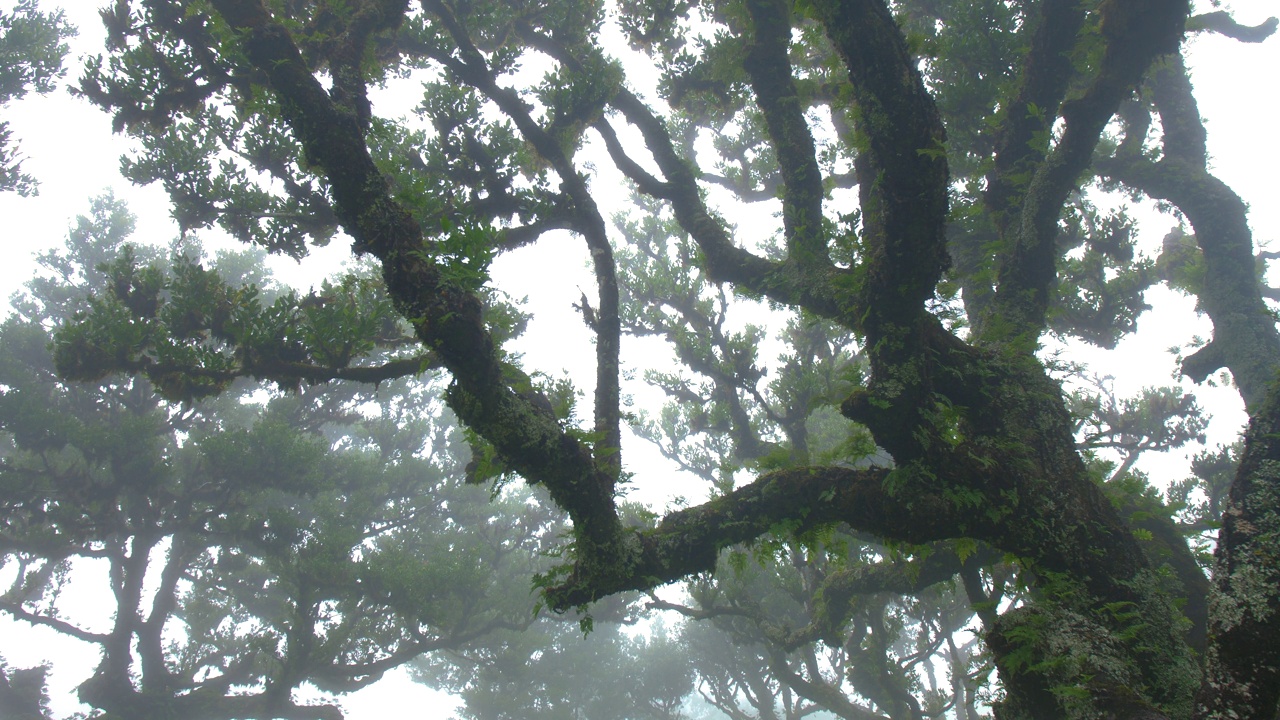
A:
1,1,1278,718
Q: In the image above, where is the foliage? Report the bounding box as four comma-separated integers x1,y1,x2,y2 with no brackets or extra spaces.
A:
3,0,1280,719
0,197,557,719
416,614,694,720
0,0,72,195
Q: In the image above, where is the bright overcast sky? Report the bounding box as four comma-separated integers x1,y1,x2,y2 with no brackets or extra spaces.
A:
1,1,1278,718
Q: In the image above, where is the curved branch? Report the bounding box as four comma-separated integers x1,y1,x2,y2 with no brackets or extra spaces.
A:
494,213,576,253
309,618,527,693
699,171,781,202
206,0,629,592
546,464,974,610
1187,11,1278,43
1096,54,1280,406
0,601,109,644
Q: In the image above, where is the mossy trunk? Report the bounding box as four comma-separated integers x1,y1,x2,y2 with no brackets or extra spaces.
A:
1193,382,1280,719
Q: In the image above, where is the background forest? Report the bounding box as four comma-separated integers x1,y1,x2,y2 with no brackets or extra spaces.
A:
1,0,1278,719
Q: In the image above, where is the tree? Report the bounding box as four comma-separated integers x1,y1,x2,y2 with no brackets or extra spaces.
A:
6,0,1280,717
416,612,696,720
1,195,563,719
0,0,71,195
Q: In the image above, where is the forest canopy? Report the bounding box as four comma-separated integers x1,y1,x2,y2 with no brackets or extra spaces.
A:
2,0,1280,719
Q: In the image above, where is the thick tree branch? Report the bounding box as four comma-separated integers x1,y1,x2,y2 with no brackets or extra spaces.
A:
984,0,1087,228
811,0,949,334
1151,54,1206,164
742,0,830,269
978,0,1087,335
989,604,1176,720
137,533,189,693
991,0,1190,341
1096,54,1280,407
205,0,630,595
546,464,977,609
78,670,347,720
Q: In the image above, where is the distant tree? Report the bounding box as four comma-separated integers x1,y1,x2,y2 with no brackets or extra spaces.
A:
4,0,1279,717
0,0,71,195
0,195,560,718
416,611,695,720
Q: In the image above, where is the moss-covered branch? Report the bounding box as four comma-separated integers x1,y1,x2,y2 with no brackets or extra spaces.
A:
742,0,831,269
989,0,1190,340
1096,54,1280,407
206,0,630,590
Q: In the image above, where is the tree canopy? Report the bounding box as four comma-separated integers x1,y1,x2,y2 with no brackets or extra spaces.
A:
0,0,71,195
3,0,1280,718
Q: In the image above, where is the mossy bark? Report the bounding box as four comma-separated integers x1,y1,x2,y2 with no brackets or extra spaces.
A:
1193,382,1280,719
